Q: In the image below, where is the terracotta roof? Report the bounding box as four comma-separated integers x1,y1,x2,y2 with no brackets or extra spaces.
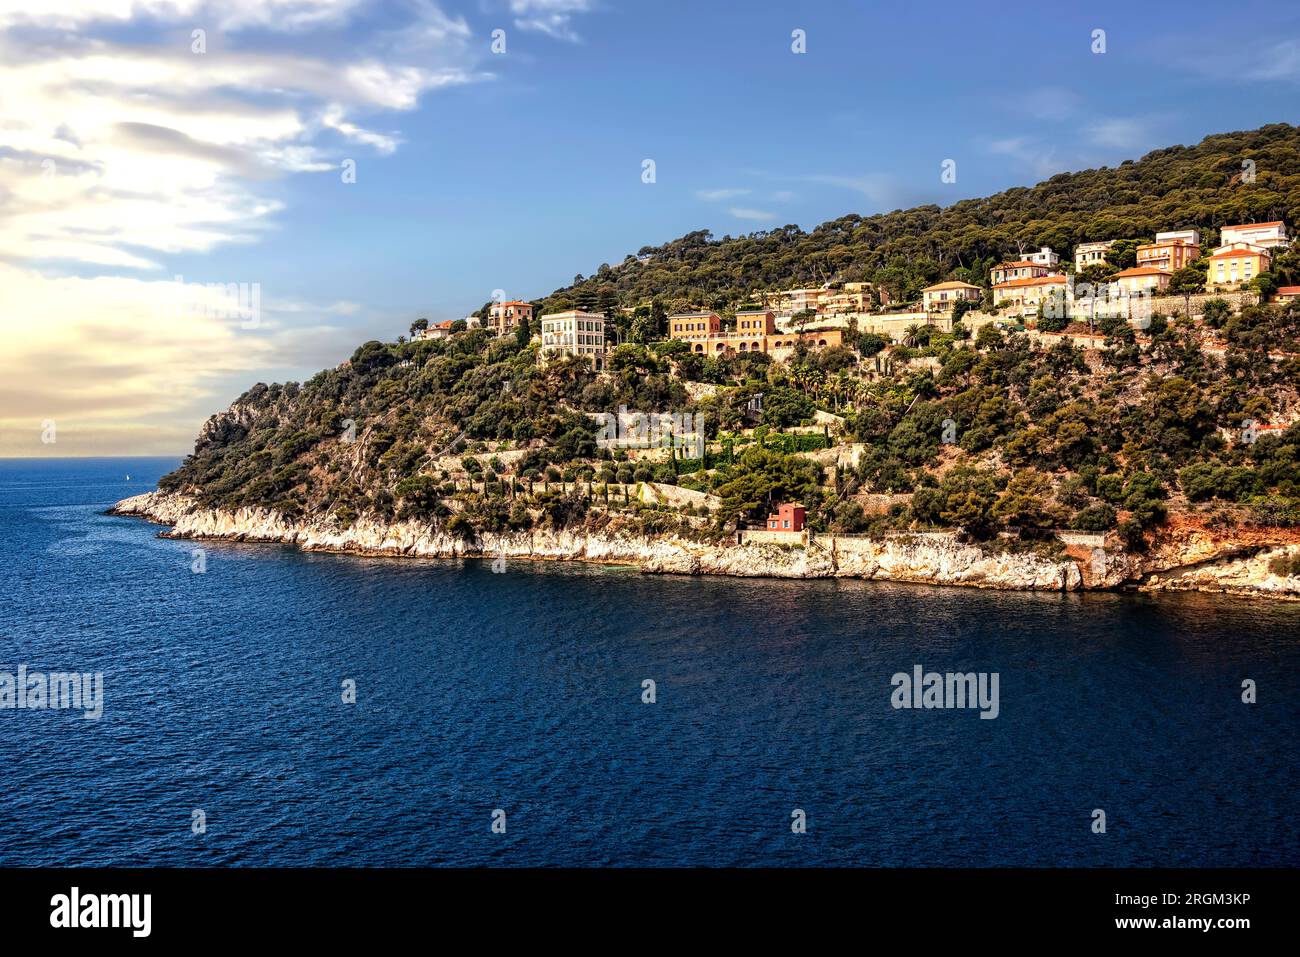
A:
1223,221,1284,230
995,260,1040,269
1138,239,1196,249
1210,248,1268,260
1277,286,1300,295
923,280,982,292
993,275,1067,289
1112,266,1170,278
669,312,717,318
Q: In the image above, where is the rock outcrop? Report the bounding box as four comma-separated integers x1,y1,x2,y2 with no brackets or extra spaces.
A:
110,491,1300,598
110,491,1081,592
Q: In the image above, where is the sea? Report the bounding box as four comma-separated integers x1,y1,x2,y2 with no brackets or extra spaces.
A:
1,456,1297,866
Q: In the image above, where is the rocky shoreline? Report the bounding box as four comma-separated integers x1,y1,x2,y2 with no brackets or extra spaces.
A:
109,490,1300,600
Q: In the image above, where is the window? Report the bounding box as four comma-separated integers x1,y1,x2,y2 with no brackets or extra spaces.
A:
783,520,790,529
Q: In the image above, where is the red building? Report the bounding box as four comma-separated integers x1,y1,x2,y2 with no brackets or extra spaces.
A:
766,503,806,533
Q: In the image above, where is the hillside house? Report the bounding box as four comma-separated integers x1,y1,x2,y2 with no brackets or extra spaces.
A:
1220,222,1289,250
765,503,806,533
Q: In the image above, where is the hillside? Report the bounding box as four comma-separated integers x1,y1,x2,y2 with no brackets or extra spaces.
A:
538,124,1300,322
142,124,1300,596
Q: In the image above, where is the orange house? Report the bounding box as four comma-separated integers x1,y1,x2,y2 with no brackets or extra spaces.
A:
669,312,721,340
1136,238,1199,272
735,309,777,335
766,503,806,533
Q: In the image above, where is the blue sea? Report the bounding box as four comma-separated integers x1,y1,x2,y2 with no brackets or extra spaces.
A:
1,457,1297,866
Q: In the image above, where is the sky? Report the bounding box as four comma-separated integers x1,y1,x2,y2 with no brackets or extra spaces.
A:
2,0,1299,456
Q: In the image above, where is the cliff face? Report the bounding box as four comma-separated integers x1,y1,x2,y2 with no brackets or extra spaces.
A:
111,491,1082,592
110,491,1300,598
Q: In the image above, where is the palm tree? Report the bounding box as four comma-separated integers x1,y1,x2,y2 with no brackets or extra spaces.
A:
903,324,922,348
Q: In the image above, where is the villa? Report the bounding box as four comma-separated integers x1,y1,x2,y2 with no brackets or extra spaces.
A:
668,312,722,339
991,260,1053,285
489,300,534,336
1220,221,1289,250
992,273,1067,310
1207,243,1271,290
736,309,777,336
667,308,842,359
1111,266,1174,295
539,310,607,369
417,319,456,340
1074,240,1116,271
1021,246,1060,268
1137,233,1201,272
922,280,983,315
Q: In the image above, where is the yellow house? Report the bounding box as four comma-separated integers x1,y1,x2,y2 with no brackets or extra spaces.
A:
1207,244,1271,290
992,274,1067,310
1111,266,1172,296
922,280,982,314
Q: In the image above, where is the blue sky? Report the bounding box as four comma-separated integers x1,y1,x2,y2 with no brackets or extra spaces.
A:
2,0,1299,454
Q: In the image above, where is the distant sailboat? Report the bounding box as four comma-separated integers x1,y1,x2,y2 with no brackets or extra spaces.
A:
125,474,131,481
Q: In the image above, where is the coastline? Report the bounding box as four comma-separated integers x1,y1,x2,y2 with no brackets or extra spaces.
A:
109,490,1300,599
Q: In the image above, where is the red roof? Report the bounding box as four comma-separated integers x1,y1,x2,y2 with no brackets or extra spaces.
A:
993,275,1067,289
1210,248,1268,260
1223,221,1284,230
1276,286,1300,295
1113,266,1170,278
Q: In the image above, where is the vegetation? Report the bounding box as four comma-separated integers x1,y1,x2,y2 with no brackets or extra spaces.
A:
157,125,1300,551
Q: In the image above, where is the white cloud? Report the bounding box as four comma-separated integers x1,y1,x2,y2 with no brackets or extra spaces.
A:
985,137,1066,179
696,187,750,201
508,0,594,42
0,0,367,32
0,261,393,456
0,0,494,455
1021,86,1082,121
728,207,773,221
0,7,481,271
1242,39,1300,80
1085,117,1156,152
798,172,903,207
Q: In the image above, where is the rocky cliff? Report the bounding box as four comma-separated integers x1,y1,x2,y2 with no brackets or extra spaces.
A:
111,491,1300,598
111,491,1082,591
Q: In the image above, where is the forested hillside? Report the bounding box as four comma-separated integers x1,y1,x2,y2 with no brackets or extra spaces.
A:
539,124,1300,319
157,124,1300,567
